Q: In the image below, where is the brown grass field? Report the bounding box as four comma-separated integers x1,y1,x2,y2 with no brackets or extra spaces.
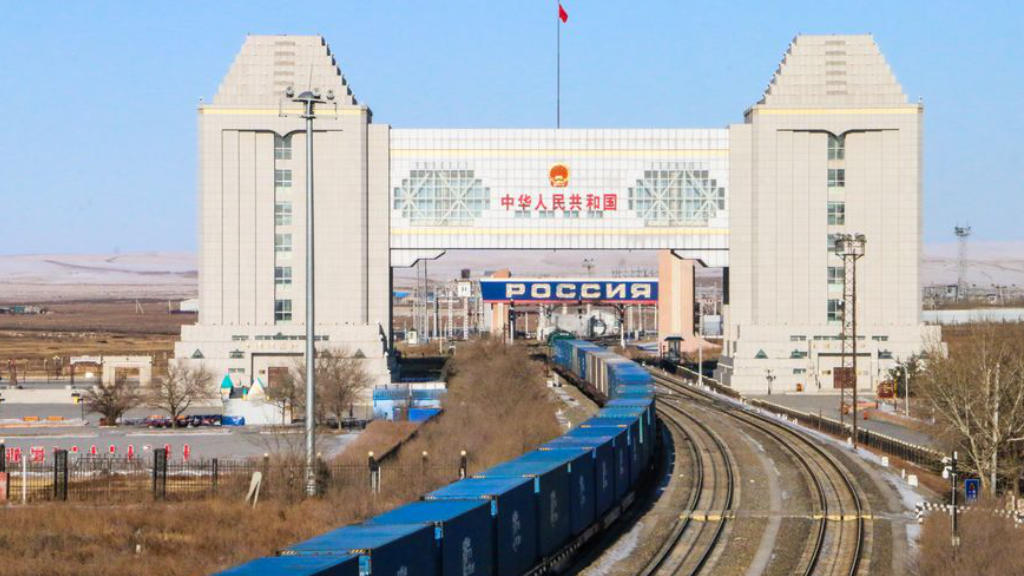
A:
0,300,193,377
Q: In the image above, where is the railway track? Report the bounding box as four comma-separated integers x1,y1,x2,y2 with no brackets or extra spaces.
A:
640,395,735,575
648,371,867,576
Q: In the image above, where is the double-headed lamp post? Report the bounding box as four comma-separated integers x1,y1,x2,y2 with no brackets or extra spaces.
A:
286,85,335,497
835,233,866,448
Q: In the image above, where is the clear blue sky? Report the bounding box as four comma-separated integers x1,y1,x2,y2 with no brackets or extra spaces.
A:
0,1,1019,254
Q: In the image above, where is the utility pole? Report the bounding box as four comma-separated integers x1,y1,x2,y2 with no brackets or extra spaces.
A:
836,233,866,448
955,225,972,302
945,451,961,554
697,305,704,388
285,84,335,497
992,362,1000,496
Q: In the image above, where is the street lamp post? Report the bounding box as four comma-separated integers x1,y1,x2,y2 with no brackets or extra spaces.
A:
286,85,335,497
765,369,775,396
697,302,704,388
836,233,866,448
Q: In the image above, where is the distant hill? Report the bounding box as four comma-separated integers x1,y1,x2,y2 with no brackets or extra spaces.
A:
2,242,1021,302
0,252,197,303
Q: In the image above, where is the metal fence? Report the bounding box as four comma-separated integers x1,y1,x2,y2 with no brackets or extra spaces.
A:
748,398,945,472
0,446,463,505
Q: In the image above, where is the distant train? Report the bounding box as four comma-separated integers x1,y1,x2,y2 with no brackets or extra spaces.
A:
218,341,655,576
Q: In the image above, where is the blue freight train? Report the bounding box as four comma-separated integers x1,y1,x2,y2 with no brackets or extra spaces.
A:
219,340,655,576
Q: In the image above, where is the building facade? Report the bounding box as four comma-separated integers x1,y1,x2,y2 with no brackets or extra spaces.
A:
176,33,937,399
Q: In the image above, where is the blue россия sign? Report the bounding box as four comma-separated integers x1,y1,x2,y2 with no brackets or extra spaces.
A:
479,279,658,303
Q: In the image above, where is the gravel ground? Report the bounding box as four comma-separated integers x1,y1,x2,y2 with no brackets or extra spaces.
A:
577,382,924,575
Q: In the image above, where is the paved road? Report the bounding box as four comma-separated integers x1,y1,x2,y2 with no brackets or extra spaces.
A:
748,393,935,446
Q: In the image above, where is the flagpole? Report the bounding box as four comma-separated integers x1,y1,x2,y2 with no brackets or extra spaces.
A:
557,3,561,129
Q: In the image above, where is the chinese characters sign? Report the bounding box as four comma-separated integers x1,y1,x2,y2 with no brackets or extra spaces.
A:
499,193,619,213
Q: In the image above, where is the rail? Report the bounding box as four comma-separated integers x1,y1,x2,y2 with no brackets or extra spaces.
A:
654,372,866,576
660,363,943,474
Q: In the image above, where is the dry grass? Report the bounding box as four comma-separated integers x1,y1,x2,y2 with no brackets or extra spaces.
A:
335,420,421,464
0,489,414,576
396,337,563,474
917,499,1024,575
0,337,562,575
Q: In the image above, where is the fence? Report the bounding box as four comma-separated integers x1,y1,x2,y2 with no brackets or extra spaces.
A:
0,445,464,505
748,398,945,472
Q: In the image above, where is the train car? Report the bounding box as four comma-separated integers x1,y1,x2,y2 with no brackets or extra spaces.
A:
426,477,538,576
282,524,437,576
474,454,573,558
540,436,616,518
216,555,361,576
598,407,653,470
566,425,631,499
580,416,643,485
367,500,494,576
514,448,597,537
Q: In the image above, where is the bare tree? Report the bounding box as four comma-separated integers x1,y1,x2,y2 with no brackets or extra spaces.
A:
290,349,371,428
919,323,1024,495
146,364,216,428
83,374,141,426
265,369,303,425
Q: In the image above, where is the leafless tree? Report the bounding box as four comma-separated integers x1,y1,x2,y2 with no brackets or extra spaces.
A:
919,323,1024,495
265,369,303,425
146,364,216,428
290,349,371,428
83,374,141,426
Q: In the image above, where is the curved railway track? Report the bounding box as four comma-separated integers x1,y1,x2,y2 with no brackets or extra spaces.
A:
648,371,867,576
641,396,736,575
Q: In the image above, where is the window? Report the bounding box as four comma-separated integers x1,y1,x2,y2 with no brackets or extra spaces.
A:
827,168,845,190
275,299,292,322
828,266,844,287
274,134,292,160
827,201,845,225
393,168,491,226
275,169,292,189
275,266,292,286
827,233,842,252
793,368,807,375
827,299,844,322
628,163,726,226
790,335,807,342
275,233,292,255
275,201,292,226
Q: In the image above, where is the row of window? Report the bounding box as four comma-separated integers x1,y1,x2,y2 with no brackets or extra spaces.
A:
826,134,847,323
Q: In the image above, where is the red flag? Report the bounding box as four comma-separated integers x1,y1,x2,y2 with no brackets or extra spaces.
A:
558,3,568,23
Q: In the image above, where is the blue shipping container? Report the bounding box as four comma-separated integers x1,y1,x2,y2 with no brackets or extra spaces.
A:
566,426,631,499
368,500,494,576
215,555,360,576
283,523,437,576
520,448,596,536
541,436,616,517
582,417,643,484
426,477,537,576
476,454,572,557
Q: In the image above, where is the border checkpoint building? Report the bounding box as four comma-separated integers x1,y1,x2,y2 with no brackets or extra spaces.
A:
174,34,939,412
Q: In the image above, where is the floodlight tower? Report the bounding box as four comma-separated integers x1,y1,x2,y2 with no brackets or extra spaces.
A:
285,84,335,497
954,225,972,302
835,233,866,448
